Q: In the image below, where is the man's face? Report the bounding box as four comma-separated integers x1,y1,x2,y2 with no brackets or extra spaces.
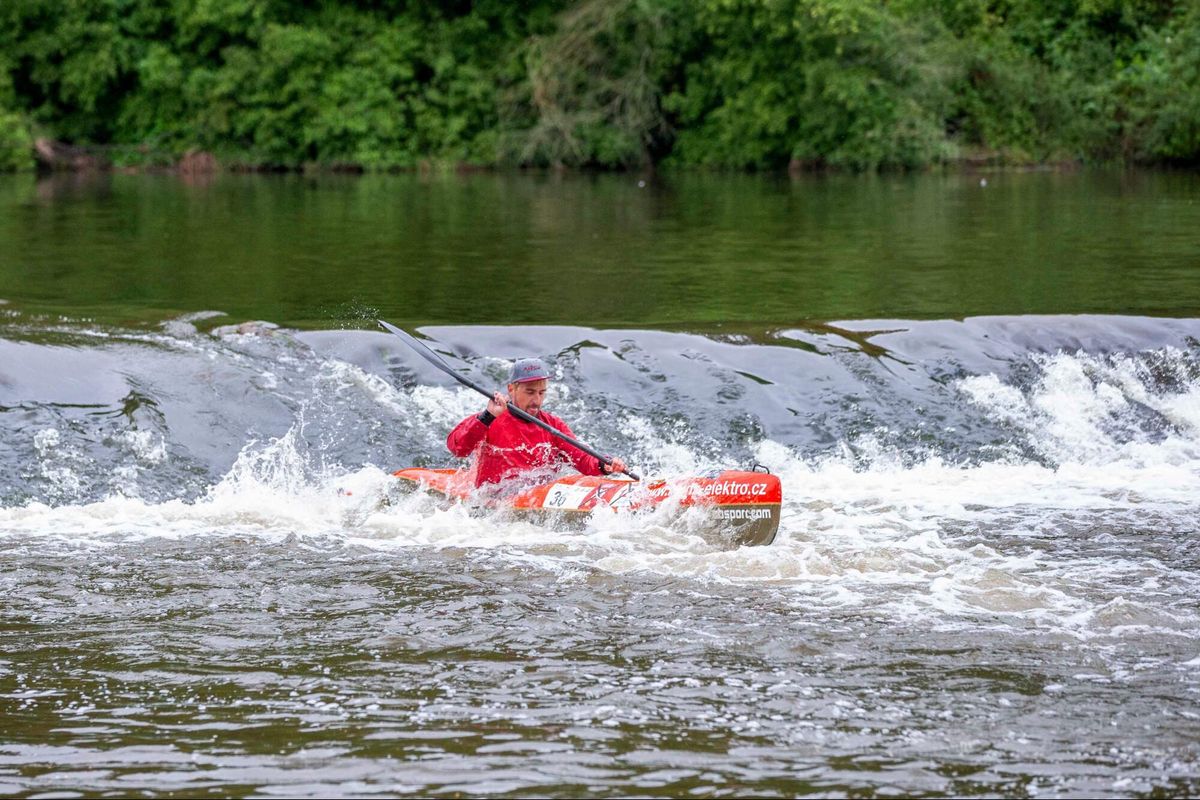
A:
508,379,549,414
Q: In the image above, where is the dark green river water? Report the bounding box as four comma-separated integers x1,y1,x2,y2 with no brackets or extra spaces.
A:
3,169,1199,328
2,170,1200,797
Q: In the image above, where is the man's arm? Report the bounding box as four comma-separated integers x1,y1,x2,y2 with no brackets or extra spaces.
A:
446,414,488,457
447,392,508,457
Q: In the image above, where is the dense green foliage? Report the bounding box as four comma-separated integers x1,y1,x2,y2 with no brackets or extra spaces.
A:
0,109,33,172
0,52,33,171
1,0,1197,171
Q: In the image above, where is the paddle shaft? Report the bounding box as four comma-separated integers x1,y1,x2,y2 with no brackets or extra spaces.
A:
378,320,639,480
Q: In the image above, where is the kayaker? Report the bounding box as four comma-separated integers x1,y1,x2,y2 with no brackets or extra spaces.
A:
447,358,628,488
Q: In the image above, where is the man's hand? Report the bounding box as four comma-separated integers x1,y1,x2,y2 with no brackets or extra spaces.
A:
487,391,509,418
602,456,627,475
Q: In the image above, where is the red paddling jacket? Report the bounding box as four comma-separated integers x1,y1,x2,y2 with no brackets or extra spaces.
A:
447,409,605,487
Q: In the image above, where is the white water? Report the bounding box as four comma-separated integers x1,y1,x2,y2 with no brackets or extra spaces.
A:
5,324,1200,797
5,346,1199,651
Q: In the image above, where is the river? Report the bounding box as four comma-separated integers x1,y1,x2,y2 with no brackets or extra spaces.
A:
1,170,1199,796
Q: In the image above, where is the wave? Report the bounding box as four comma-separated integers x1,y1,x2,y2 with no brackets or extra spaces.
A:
3,313,1199,637
3,313,1199,499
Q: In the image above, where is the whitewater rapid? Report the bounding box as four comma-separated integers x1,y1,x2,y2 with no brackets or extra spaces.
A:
3,313,1200,796
3,315,1199,635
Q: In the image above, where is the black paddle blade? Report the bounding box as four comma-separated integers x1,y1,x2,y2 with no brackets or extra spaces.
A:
379,320,493,399
378,320,450,372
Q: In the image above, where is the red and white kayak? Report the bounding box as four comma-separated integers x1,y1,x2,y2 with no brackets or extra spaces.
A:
391,468,781,547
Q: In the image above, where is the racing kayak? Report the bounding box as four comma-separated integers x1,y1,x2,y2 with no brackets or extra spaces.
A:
392,468,781,547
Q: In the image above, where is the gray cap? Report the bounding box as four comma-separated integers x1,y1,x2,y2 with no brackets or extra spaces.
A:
509,358,550,384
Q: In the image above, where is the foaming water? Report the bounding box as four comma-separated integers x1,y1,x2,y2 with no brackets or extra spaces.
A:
2,314,1200,796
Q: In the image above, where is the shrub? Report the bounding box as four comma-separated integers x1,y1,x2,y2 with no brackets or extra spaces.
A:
0,109,34,171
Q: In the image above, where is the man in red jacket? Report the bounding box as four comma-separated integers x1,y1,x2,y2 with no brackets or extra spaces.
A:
447,358,628,488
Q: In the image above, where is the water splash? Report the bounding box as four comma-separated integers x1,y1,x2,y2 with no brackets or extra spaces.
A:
2,316,1200,642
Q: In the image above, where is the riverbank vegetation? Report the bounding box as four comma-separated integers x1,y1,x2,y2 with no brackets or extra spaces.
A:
2,0,1197,172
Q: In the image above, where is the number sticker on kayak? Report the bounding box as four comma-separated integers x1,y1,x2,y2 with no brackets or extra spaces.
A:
542,483,596,510
541,482,633,510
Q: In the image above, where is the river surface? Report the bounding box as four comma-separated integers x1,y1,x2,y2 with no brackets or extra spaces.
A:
1,171,1199,797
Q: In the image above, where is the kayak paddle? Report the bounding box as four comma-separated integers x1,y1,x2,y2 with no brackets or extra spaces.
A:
379,320,639,480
